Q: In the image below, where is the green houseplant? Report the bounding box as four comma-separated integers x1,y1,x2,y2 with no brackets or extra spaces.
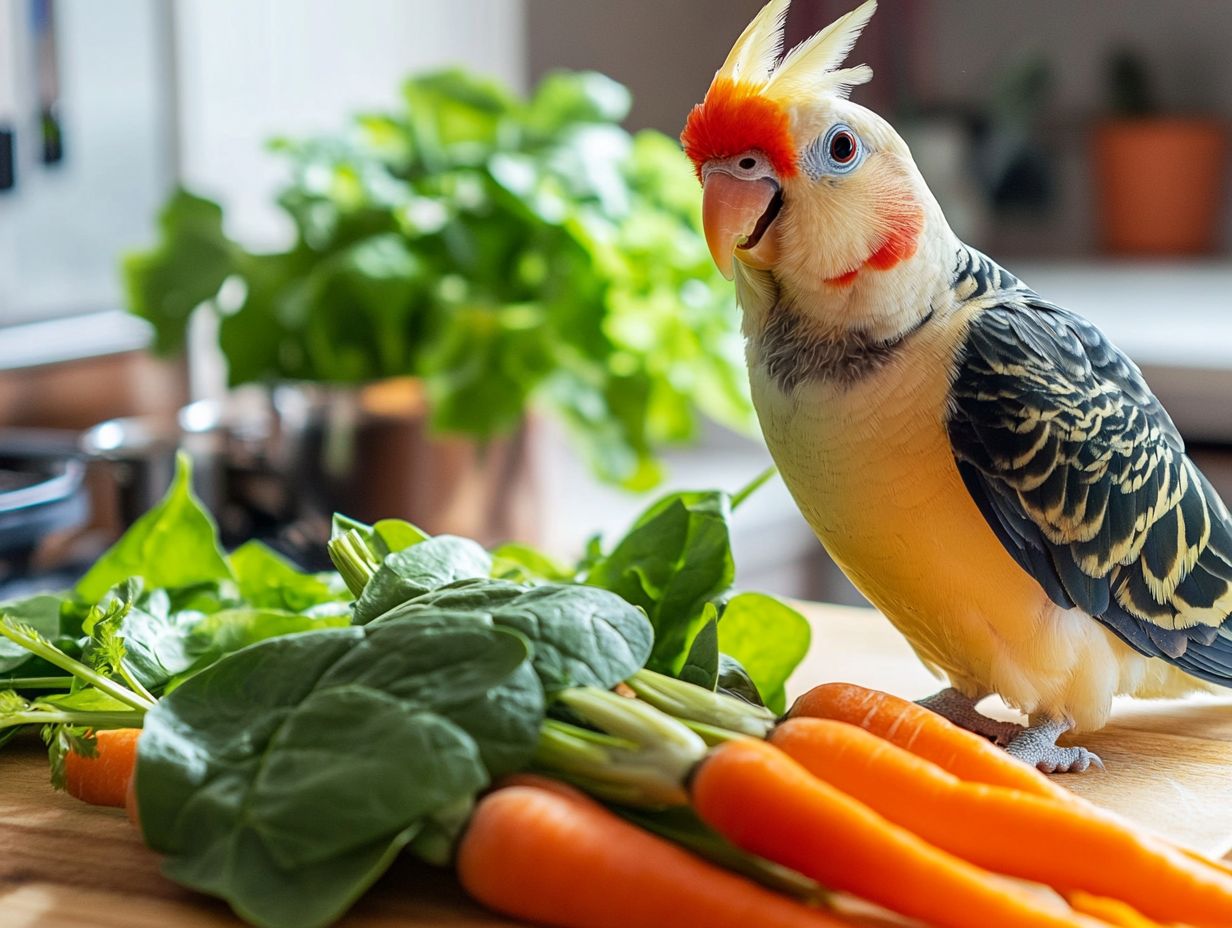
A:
124,69,751,523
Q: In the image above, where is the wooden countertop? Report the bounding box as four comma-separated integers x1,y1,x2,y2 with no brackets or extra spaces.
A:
3,601,1232,927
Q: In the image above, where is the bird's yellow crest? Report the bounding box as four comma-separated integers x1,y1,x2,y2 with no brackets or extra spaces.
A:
683,0,877,178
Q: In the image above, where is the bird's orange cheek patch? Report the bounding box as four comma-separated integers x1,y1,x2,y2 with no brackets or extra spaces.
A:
824,202,924,287
867,205,923,271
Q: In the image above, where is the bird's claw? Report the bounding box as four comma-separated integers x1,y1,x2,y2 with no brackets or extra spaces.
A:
1004,720,1103,774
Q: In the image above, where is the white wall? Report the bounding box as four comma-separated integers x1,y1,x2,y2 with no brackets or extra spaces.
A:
174,0,526,248
0,0,173,326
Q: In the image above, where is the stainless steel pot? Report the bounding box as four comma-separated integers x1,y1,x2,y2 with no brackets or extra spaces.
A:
81,380,540,567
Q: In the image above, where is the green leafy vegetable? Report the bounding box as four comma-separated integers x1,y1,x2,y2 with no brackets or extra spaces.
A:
586,490,734,673
715,653,766,707
76,453,233,602
716,593,812,715
379,579,653,693
0,594,64,675
490,542,575,583
137,618,544,928
678,609,719,690
229,541,349,613
352,536,492,624
372,518,429,555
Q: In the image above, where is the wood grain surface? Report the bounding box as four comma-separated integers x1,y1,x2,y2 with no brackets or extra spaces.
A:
2,601,1231,928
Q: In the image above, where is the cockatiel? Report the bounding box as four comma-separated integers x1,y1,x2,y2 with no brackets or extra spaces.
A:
683,0,1232,772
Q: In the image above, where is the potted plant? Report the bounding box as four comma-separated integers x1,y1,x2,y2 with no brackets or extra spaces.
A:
123,69,750,546
1092,50,1228,255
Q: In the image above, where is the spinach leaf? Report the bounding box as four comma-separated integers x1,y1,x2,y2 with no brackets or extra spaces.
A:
0,594,64,674
352,536,492,624
334,514,429,558
679,609,719,690
93,583,349,693
175,609,352,685
76,454,233,602
372,518,428,555
586,490,733,673
717,593,811,715
490,542,575,583
486,585,651,692
716,653,765,708
397,578,526,612
114,601,198,690
229,541,348,613
379,580,653,693
138,618,543,928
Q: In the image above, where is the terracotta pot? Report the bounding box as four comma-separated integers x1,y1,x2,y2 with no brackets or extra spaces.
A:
275,378,540,548
1093,118,1228,255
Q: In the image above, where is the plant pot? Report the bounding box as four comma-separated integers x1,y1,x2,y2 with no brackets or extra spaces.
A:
84,379,541,568
268,378,541,549
1093,118,1228,255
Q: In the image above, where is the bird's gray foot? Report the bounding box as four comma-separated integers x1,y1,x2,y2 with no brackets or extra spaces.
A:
1004,718,1103,774
915,687,1024,746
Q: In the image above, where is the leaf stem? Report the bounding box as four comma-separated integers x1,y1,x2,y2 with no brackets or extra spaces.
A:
0,621,156,712
0,676,73,690
626,669,776,738
730,465,777,510
534,688,707,807
328,529,380,598
116,663,158,707
0,709,145,731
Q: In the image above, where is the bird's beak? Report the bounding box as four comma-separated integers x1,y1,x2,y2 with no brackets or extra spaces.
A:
701,171,781,280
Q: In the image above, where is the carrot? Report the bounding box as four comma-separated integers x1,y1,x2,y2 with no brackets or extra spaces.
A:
769,717,1232,928
787,682,1073,802
788,683,1232,889
456,784,856,928
1065,892,1183,928
691,736,1097,928
64,728,141,809
495,772,594,800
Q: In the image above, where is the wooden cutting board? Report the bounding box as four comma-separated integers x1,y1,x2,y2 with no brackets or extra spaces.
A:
2,602,1231,928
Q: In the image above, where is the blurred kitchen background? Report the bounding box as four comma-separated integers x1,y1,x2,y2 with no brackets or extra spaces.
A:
0,0,1230,604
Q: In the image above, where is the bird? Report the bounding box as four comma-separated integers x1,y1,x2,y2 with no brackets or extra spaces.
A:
681,0,1232,772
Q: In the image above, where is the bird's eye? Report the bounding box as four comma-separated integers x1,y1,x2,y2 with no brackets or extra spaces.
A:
805,123,865,177
829,130,857,164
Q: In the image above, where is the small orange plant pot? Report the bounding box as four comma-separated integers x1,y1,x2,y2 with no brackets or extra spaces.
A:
1093,118,1228,255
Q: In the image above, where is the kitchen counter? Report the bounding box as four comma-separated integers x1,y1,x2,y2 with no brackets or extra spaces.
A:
3,601,1232,927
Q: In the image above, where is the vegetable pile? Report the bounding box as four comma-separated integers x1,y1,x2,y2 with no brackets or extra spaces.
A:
4,457,1232,928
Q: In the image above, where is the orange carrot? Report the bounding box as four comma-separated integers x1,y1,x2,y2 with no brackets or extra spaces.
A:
788,683,1232,889
1066,892,1181,928
64,728,141,809
787,682,1074,802
456,784,855,928
691,736,1096,928
770,717,1232,928
495,772,593,800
